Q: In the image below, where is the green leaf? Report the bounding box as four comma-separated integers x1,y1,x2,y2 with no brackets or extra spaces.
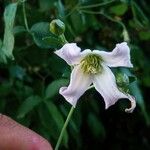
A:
129,81,150,125
9,65,26,80
0,39,2,48
0,3,18,63
45,78,69,99
13,26,26,35
46,101,68,147
42,36,62,48
37,125,51,140
38,0,55,11
120,69,144,106
17,95,42,118
87,113,105,138
129,81,144,107
128,75,137,84
59,105,79,133
56,0,65,19
121,68,150,124
0,82,12,97
38,101,68,147
70,12,85,33
139,31,150,41
31,22,61,49
60,105,82,148
0,98,6,112
131,1,149,26
110,3,128,16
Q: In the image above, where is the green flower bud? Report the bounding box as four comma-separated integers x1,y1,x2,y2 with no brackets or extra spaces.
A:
49,19,65,36
116,73,130,93
116,73,129,86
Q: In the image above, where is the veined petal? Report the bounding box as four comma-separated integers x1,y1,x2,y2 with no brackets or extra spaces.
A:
59,65,92,107
93,64,128,109
93,42,133,68
55,43,81,65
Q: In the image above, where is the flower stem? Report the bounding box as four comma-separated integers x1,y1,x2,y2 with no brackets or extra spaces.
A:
22,1,30,32
80,10,127,33
78,0,115,9
60,34,68,45
55,106,75,150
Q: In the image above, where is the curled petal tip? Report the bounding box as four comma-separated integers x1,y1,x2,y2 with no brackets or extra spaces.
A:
125,95,136,113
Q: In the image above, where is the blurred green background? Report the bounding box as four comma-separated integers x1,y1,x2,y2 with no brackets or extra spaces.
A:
0,0,150,149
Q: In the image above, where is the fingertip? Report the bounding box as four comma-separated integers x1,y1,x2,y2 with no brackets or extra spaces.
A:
0,114,53,150
29,136,53,150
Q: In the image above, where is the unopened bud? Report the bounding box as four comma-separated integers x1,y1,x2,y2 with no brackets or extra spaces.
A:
116,73,130,93
49,19,65,36
116,73,129,87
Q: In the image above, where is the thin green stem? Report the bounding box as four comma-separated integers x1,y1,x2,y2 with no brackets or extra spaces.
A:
65,0,114,18
80,9,125,28
131,0,143,28
65,3,79,18
60,34,68,45
80,9,130,41
132,0,148,23
55,106,75,150
78,0,115,9
22,1,30,32
66,24,76,38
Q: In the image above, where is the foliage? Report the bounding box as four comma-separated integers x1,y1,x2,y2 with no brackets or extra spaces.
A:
0,0,150,149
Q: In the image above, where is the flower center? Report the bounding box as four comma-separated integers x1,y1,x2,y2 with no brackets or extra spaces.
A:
80,54,103,74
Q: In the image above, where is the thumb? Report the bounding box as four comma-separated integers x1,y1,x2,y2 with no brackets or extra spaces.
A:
0,114,53,150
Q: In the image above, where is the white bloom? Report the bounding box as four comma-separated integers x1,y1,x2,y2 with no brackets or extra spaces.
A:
55,42,136,113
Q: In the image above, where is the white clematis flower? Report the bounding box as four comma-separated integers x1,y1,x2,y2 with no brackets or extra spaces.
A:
55,42,136,113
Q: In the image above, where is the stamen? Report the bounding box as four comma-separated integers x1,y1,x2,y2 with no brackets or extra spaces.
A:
80,54,103,74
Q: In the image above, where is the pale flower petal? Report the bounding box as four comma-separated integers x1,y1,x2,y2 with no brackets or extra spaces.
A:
80,49,92,58
74,49,92,63
93,64,128,109
59,65,92,107
125,94,136,113
93,42,133,68
55,43,81,65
